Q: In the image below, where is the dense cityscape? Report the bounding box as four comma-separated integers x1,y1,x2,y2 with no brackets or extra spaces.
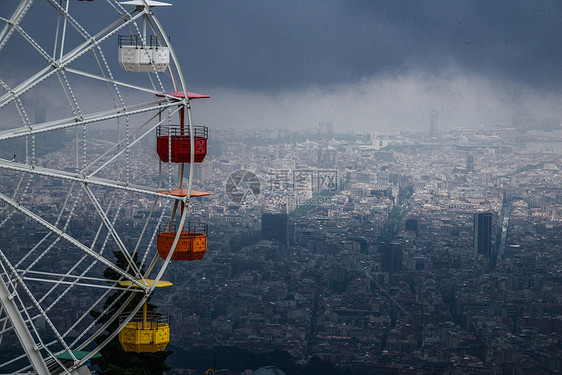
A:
2,120,560,374
1,1,562,374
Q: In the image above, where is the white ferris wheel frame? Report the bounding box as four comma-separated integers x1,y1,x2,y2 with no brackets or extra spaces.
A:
0,0,198,373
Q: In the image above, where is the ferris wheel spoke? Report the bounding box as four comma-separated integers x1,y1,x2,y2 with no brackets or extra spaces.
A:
12,192,120,326
32,196,128,304
54,70,84,131
18,270,145,291
20,276,145,292
82,185,143,278
0,79,32,140
0,98,176,142
0,10,144,112
8,17,55,67
0,251,75,370
66,285,131,346
0,0,33,53
135,198,168,270
15,182,79,271
0,192,135,342
0,191,144,291
84,111,161,174
0,159,185,203
85,106,180,178
65,66,172,97
0,173,33,228
0,305,5,345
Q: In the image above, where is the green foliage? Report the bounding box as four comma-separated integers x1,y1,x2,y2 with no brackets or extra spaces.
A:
378,205,406,244
289,189,336,219
91,252,172,375
229,231,261,252
398,185,414,202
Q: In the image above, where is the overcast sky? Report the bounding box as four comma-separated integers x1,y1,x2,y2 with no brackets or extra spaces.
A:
170,1,561,93
156,0,561,132
3,0,561,132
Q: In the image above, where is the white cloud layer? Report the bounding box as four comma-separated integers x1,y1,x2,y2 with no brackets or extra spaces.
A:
196,68,562,133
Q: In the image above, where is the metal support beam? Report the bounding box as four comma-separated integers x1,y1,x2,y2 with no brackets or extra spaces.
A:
0,275,50,375
0,158,185,202
0,0,33,52
0,98,174,141
0,191,144,291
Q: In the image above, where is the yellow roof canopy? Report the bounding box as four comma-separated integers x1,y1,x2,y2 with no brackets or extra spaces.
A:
117,279,172,288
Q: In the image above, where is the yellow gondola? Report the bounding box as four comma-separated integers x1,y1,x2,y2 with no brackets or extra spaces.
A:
117,280,172,353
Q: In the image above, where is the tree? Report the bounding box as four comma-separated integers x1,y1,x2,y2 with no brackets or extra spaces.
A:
91,251,172,374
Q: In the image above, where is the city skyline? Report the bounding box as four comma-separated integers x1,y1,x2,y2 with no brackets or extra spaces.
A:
1,1,561,374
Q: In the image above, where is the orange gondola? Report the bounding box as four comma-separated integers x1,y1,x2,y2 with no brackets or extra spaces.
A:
157,222,208,261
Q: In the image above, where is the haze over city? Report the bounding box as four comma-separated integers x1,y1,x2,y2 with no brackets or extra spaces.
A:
1,0,561,131
0,1,561,375
154,0,562,131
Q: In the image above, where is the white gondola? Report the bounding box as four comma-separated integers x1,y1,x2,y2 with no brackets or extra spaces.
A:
118,34,170,73
118,1,171,72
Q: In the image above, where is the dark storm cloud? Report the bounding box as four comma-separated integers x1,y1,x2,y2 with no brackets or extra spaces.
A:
2,1,558,131
168,0,562,93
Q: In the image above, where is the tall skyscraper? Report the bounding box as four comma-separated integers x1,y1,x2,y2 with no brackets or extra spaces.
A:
466,155,474,172
474,212,492,257
429,111,438,138
379,242,403,273
261,213,289,251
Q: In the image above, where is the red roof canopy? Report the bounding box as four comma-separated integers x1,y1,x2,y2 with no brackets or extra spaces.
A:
156,189,210,197
157,91,210,99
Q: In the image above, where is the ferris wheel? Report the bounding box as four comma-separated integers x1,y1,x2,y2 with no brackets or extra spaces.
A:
0,1,209,374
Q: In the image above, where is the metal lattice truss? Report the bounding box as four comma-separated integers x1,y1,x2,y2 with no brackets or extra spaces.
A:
0,1,197,373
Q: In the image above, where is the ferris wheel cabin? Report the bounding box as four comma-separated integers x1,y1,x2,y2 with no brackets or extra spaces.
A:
117,1,172,72
156,125,208,163
119,314,170,352
156,91,210,163
157,222,208,261
118,34,170,73
117,280,172,353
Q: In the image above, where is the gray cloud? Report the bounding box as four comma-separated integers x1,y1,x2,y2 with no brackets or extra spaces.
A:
1,1,560,132
195,68,562,133
169,0,562,94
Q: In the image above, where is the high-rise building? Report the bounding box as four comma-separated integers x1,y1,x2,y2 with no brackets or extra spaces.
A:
404,218,419,235
429,111,438,138
379,242,402,273
261,213,289,251
473,212,492,257
466,155,474,172
319,120,334,135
